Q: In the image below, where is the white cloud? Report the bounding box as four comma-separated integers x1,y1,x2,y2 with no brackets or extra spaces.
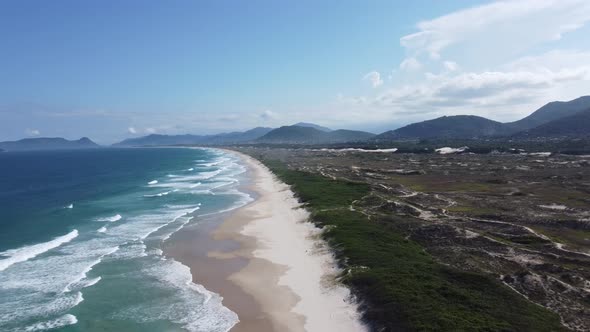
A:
145,128,157,134
363,71,384,88
505,50,590,72
443,61,458,71
400,0,590,60
399,57,422,71
259,110,278,120
345,1,590,123
128,127,137,134
374,67,590,115
25,128,40,136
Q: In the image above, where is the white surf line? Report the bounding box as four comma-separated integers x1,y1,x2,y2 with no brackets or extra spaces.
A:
0,230,79,271
61,244,121,293
24,314,78,332
96,214,122,222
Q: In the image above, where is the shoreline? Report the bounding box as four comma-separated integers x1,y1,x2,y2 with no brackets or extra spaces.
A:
165,149,365,332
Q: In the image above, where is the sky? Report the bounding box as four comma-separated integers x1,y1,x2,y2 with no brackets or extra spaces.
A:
1,0,589,144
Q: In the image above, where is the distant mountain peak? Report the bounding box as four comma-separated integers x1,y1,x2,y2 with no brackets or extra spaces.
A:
515,107,590,139
113,127,274,147
374,115,509,140
0,137,100,151
506,95,590,132
293,122,332,132
257,125,374,144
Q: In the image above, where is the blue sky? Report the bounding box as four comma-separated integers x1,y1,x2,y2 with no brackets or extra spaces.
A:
1,0,589,143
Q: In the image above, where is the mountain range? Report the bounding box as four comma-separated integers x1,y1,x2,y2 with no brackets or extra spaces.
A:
256,126,374,144
374,115,511,140
113,127,274,147
505,96,590,132
293,122,333,132
106,95,590,146
375,96,590,141
0,137,99,151
2,96,589,150
515,107,590,139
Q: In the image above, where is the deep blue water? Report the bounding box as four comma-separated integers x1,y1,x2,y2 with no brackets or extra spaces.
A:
0,148,249,331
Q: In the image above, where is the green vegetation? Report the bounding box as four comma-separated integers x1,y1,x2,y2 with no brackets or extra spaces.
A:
532,226,590,252
484,232,551,248
446,205,502,216
257,125,375,144
263,159,565,332
374,115,512,140
385,175,499,194
446,182,493,192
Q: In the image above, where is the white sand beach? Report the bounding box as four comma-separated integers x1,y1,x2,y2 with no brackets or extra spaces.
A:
208,151,367,332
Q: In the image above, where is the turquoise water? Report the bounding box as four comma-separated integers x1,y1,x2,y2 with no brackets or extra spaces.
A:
0,148,250,331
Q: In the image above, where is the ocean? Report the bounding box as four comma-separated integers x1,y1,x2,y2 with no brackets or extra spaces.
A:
0,147,251,331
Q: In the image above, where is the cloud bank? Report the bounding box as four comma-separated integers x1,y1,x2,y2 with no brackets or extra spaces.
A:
349,0,590,122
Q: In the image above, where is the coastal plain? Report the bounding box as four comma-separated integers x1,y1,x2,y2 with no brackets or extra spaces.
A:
231,146,590,331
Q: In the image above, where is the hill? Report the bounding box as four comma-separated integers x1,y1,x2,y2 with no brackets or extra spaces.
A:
293,122,332,132
113,134,203,147
204,127,274,144
0,137,100,151
515,108,590,139
506,96,590,132
375,115,510,140
114,127,273,147
257,125,374,144
326,129,376,142
257,126,327,144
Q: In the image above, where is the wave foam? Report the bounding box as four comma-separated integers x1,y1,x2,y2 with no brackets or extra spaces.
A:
61,246,116,293
0,230,79,271
24,314,78,332
148,180,158,185
64,276,102,293
162,215,195,242
96,214,122,222
112,257,238,332
143,189,178,197
0,149,248,331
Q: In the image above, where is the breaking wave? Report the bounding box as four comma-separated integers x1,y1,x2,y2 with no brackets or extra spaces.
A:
0,230,79,272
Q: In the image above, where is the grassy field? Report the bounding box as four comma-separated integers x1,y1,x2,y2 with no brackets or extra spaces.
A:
262,159,565,332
